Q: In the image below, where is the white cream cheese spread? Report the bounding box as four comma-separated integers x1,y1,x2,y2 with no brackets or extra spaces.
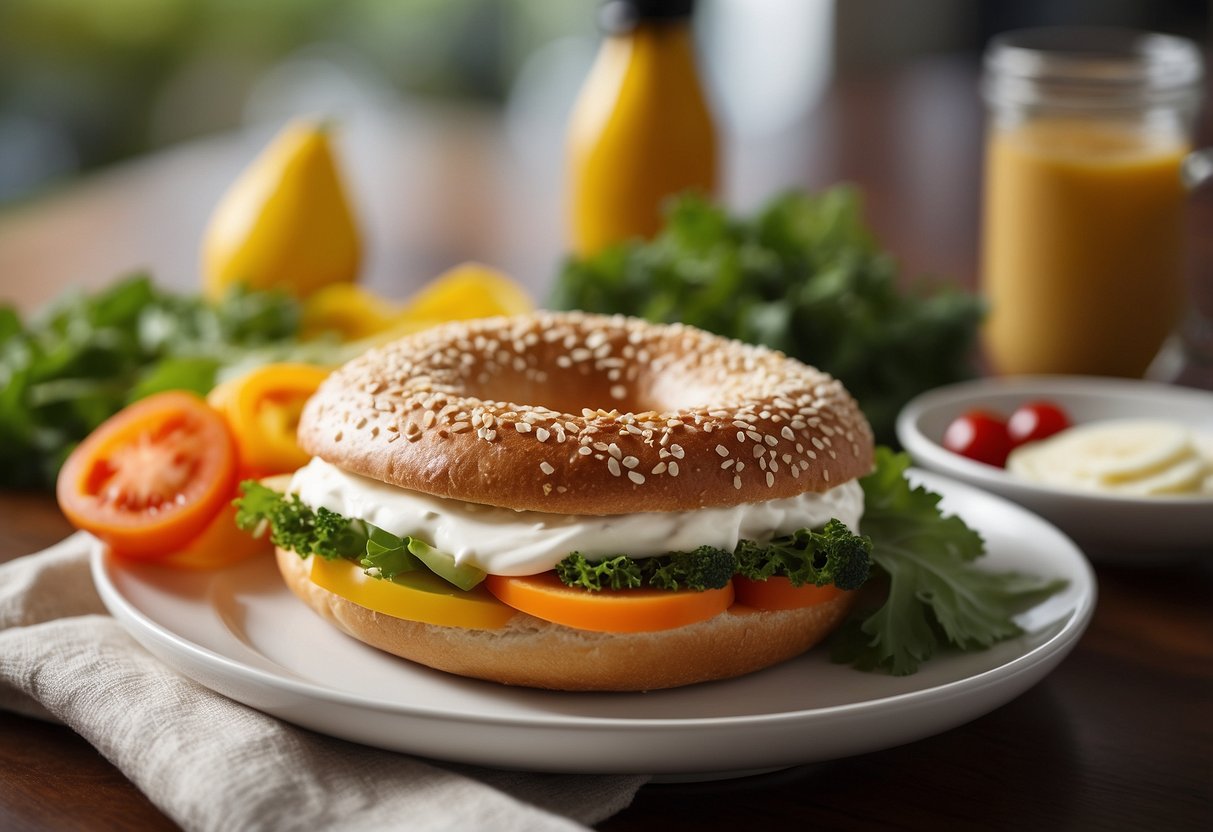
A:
289,457,865,576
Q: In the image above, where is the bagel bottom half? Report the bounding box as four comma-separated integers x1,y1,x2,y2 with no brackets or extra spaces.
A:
276,548,858,691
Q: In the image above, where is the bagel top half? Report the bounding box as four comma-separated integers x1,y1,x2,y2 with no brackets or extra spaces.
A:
298,311,874,513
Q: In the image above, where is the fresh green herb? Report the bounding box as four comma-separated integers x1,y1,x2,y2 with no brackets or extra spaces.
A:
557,553,645,590
550,188,984,443
736,519,872,590
235,481,368,560
556,545,736,592
234,481,485,590
832,449,1069,675
557,521,872,594
0,274,310,488
646,546,737,591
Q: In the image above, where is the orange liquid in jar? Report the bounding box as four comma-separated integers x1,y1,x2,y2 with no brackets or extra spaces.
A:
982,118,1189,377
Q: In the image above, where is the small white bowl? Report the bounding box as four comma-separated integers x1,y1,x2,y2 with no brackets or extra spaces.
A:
896,376,1213,561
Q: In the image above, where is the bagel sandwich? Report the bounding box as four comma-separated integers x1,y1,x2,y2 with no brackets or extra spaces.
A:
237,311,876,691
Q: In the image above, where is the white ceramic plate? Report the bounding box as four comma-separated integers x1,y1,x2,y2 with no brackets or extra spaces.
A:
897,376,1213,561
92,471,1094,776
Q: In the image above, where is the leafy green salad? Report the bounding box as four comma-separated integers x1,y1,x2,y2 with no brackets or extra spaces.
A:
0,274,343,488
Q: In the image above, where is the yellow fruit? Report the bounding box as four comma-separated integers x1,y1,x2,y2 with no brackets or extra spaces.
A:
202,119,361,300
301,284,402,341
396,262,534,323
299,263,534,344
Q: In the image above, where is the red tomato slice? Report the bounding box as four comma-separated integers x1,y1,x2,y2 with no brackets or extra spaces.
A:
484,572,734,633
56,391,237,560
732,575,845,611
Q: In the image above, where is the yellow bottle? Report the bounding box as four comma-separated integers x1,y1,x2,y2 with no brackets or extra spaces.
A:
567,0,718,256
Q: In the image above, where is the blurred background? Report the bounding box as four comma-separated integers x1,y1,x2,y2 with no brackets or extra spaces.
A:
0,0,1208,307
2,0,1207,205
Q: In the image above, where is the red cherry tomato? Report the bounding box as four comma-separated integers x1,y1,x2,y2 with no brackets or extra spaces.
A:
1007,401,1071,447
942,409,1012,467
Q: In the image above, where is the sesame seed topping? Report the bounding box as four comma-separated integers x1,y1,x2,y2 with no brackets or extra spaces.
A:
733,475,743,490
312,310,870,511
628,471,645,484
540,461,555,475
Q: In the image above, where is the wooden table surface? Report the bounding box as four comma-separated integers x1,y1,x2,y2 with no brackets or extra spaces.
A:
2,56,1211,831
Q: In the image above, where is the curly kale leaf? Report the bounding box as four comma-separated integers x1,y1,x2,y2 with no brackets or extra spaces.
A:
556,553,646,591
234,480,366,560
735,519,872,590
556,546,736,592
647,546,737,591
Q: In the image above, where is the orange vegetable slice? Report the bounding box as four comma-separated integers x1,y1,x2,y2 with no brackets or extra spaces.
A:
731,575,844,611
484,572,734,633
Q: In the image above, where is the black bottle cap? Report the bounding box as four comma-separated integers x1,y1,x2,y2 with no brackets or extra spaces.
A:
600,0,695,34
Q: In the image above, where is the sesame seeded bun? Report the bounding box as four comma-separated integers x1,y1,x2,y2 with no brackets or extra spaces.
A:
298,311,874,514
276,547,858,691
279,312,875,691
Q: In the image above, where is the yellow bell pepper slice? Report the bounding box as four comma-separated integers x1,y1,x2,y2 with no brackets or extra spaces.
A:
309,556,516,629
207,363,330,477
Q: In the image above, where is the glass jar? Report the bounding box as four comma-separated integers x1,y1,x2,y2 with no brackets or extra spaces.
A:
980,27,1205,378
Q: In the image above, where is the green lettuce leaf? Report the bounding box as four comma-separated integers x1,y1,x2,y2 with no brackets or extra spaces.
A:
833,449,1069,675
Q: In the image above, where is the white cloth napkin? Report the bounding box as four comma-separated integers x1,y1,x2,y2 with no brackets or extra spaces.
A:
0,534,647,831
